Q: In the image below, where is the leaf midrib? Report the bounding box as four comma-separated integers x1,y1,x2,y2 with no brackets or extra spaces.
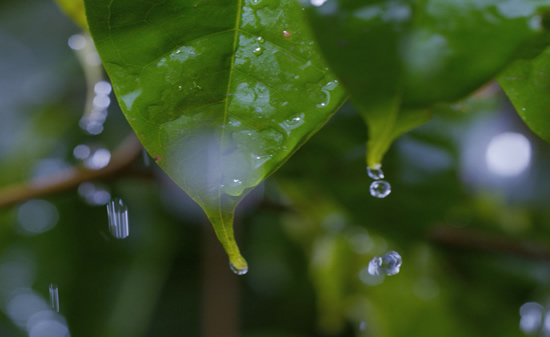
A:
216,0,244,258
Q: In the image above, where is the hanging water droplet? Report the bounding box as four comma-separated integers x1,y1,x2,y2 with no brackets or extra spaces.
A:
368,251,402,276
369,181,391,198
253,47,263,56
256,36,265,43
229,262,248,275
282,30,291,38
49,283,59,312
367,166,384,180
106,198,129,239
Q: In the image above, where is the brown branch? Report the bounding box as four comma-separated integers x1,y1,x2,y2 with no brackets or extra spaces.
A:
0,133,143,208
429,226,550,262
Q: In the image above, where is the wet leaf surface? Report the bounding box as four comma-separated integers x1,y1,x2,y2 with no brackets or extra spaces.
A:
84,0,346,271
303,0,548,166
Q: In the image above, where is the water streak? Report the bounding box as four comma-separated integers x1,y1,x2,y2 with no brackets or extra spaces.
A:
106,198,129,239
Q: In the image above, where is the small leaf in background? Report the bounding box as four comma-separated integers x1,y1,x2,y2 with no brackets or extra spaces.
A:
54,0,87,30
84,0,347,272
303,0,549,167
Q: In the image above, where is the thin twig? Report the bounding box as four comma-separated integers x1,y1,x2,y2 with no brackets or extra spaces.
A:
0,133,143,208
429,226,550,262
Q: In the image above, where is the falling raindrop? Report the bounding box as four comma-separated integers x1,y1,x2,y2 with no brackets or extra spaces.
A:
253,47,263,56
49,283,59,312
106,198,129,239
229,262,248,275
369,181,391,198
367,251,402,276
366,166,384,180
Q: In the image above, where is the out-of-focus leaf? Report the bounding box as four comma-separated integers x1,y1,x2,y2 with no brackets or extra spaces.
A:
84,0,346,271
55,0,87,30
499,34,550,143
303,0,549,166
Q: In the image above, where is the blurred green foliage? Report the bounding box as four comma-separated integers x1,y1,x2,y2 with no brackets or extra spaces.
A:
1,1,550,337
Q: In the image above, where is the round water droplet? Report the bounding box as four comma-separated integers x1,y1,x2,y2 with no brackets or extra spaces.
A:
368,251,402,276
229,262,248,275
316,102,326,108
282,30,291,38
367,166,384,180
256,36,265,43
253,47,263,56
177,85,183,91
369,181,391,198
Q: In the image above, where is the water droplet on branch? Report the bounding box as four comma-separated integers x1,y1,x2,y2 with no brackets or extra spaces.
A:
369,181,391,198
368,251,402,276
49,283,59,312
106,198,129,239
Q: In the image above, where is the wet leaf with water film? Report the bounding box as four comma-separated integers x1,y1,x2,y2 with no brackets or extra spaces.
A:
84,0,346,272
303,0,549,167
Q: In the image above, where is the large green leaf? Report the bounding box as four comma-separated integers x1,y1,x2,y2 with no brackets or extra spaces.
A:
303,0,549,167
84,0,346,272
499,33,550,143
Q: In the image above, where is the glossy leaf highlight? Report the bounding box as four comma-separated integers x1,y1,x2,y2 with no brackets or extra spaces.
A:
84,0,346,271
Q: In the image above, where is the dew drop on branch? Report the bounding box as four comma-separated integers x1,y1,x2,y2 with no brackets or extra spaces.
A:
367,251,402,276
106,198,129,239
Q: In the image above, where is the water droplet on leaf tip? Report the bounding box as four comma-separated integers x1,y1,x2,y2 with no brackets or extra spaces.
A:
368,251,402,276
369,181,391,198
229,262,248,275
367,167,384,180
282,30,291,38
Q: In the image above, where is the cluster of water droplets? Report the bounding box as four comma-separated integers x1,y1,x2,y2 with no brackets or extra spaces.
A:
367,166,391,198
367,251,402,276
106,198,129,239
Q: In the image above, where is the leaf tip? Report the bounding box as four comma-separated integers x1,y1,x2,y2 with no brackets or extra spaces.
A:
229,255,248,275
